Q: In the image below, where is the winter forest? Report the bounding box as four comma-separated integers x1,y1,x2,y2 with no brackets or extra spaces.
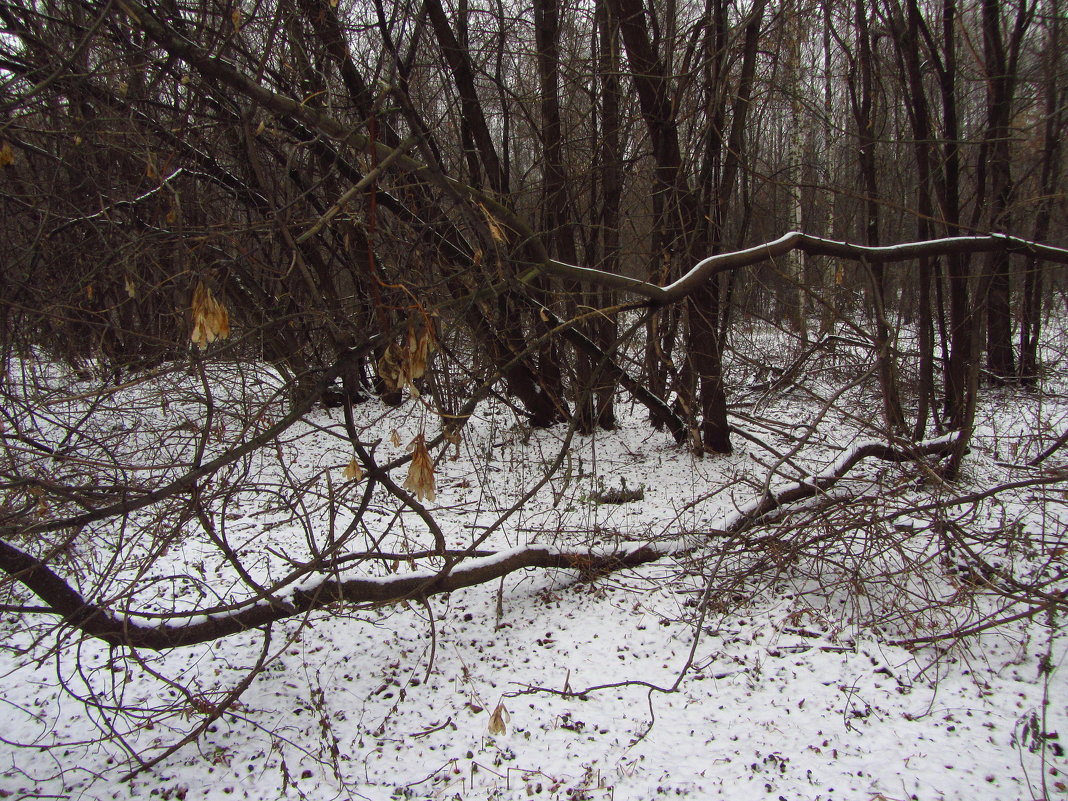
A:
1,0,1067,797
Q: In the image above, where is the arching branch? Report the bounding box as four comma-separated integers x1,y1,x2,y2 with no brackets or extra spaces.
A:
544,232,1068,305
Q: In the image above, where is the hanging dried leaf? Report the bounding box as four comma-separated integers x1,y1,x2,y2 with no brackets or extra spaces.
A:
124,276,137,298
376,323,435,396
342,455,364,481
407,324,435,382
487,702,509,736
0,141,16,167
190,281,231,349
403,434,436,502
230,7,242,29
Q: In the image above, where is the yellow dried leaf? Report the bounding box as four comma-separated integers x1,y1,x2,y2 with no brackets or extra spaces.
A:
478,203,507,244
124,276,136,298
254,119,266,136
191,281,230,349
0,141,15,167
390,429,402,447
145,158,157,180
403,434,436,502
85,284,94,300
342,455,363,481
231,7,242,29
487,702,509,736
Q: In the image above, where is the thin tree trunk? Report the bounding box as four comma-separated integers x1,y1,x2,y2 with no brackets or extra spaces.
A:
849,0,905,433
595,0,622,429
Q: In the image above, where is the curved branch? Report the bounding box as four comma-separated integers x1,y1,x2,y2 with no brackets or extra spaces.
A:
545,232,1068,305
723,433,963,534
4,346,367,539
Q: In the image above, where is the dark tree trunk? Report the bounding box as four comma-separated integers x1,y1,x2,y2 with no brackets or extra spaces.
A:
980,0,1026,380
594,0,623,429
535,0,594,433
850,0,905,434
1018,0,1060,382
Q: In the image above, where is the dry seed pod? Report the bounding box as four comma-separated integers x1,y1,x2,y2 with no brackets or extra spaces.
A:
376,342,409,393
342,456,363,481
403,434,436,502
376,323,435,396
407,325,435,382
487,702,509,736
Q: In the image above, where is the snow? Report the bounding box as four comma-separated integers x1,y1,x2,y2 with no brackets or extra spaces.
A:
1,342,1067,800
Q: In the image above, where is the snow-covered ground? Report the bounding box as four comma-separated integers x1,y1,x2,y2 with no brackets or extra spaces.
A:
2,342,1067,800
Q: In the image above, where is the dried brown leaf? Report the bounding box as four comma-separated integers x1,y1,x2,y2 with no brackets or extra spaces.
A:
478,203,507,244
191,281,230,349
488,702,509,736
377,342,408,393
376,323,435,396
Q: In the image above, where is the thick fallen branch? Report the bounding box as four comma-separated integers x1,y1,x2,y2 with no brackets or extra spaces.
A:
0,540,665,650
0,434,961,651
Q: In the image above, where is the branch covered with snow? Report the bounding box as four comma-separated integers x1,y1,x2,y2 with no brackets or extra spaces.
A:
0,434,962,651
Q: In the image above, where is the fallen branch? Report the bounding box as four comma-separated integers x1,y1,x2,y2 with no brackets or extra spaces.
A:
723,433,962,535
0,540,665,650
0,433,962,651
